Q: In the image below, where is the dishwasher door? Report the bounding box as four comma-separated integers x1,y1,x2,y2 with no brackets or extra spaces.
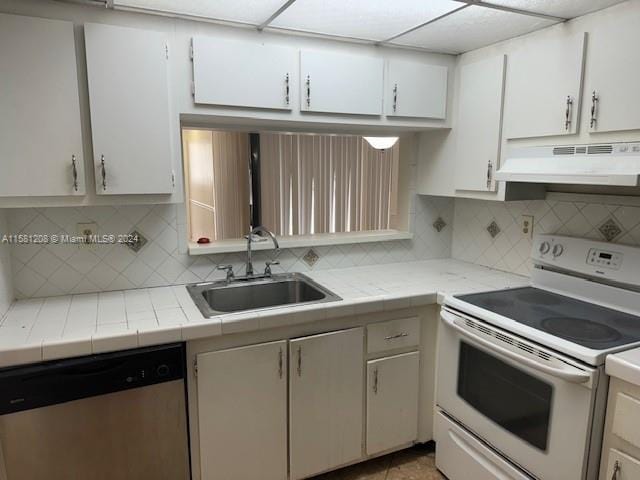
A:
0,344,190,480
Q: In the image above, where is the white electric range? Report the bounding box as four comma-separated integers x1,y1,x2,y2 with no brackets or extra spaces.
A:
435,234,640,480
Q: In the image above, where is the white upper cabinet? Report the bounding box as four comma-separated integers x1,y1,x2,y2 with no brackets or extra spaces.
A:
85,23,174,195
504,32,587,139
454,55,507,193
385,60,447,119
0,14,84,197
289,328,364,480
585,10,640,134
300,50,383,116
192,37,296,111
196,341,287,480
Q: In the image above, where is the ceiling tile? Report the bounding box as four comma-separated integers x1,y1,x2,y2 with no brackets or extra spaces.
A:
391,5,556,54
484,0,627,19
269,0,462,41
113,0,288,25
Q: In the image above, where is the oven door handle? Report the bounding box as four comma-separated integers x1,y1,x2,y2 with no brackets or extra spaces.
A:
441,310,592,384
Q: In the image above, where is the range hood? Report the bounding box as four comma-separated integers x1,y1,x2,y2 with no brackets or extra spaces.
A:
495,142,640,186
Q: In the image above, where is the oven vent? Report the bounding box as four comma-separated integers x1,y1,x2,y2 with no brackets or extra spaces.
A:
463,317,553,364
587,144,614,154
553,146,575,155
575,146,587,154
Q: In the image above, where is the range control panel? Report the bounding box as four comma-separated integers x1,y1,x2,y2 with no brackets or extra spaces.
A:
587,248,623,270
531,234,640,285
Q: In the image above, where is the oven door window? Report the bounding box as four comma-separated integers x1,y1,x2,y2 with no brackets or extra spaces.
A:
457,341,553,451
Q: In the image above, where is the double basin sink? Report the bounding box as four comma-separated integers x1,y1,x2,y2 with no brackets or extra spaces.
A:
187,273,341,318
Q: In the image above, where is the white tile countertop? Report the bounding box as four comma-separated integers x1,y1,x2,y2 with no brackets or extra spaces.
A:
0,259,527,368
606,348,640,387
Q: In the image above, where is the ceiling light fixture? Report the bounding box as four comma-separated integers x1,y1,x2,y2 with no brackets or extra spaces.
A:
364,136,399,150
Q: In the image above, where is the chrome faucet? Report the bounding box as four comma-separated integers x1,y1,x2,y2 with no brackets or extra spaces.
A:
246,226,279,277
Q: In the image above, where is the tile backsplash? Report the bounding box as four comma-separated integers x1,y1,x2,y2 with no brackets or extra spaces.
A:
0,211,13,316
6,195,453,299
452,197,640,276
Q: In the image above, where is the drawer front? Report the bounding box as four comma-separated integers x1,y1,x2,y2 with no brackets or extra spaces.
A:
367,317,420,354
612,393,640,448
606,449,640,480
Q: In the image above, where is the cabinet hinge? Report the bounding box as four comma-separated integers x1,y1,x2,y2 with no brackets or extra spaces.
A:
191,81,195,97
193,359,198,378
189,39,194,61
165,42,169,60
171,171,176,188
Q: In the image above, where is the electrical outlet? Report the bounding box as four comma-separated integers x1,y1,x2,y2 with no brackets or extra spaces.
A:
77,222,97,248
522,215,534,239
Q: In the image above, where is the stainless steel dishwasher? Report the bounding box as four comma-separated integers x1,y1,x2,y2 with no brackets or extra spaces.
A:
0,343,190,480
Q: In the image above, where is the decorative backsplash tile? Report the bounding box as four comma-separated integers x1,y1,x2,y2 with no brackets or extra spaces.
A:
452,198,640,276
4,195,454,299
486,220,501,238
432,217,447,233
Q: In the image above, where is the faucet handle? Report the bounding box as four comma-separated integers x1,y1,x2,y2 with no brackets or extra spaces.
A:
264,260,280,277
216,264,235,281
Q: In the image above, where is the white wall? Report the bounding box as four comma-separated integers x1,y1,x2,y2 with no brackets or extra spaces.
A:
452,195,640,276
0,211,14,316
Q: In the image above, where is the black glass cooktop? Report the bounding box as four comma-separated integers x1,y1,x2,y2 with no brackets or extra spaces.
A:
456,287,640,350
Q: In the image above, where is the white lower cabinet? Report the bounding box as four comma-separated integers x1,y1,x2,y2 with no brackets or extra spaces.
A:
366,352,419,456
289,328,364,480
196,341,287,480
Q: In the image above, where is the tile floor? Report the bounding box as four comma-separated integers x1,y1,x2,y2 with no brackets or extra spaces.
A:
311,444,446,480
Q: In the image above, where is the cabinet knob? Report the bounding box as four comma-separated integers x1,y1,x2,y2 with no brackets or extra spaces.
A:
590,90,599,129
373,367,379,394
278,348,283,379
100,155,107,191
564,95,573,130
285,73,290,106
393,83,398,113
297,346,302,376
71,155,78,192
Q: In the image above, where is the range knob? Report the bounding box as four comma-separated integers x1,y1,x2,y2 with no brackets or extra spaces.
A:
156,364,170,377
539,241,551,255
552,244,564,258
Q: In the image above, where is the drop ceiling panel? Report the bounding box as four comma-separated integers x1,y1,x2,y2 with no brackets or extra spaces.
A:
113,0,287,25
391,5,557,54
486,0,628,19
270,0,462,41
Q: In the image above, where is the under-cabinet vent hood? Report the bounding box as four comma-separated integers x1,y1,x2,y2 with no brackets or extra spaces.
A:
496,142,640,186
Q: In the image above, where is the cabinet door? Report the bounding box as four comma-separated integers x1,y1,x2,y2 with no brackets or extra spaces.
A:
454,55,506,193
366,352,419,456
300,50,383,115
385,60,447,119
0,14,84,197
85,23,174,195
504,32,586,139
196,341,287,480
289,328,364,479
585,10,640,134
192,37,295,110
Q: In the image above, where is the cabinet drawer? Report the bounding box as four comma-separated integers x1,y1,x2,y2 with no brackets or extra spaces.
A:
367,317,420,354
612,392,640,448
606,449,640,480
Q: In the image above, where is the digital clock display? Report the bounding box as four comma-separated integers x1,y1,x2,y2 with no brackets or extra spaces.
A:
599,252,613,260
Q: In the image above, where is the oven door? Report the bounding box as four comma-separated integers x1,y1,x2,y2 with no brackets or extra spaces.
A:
437,308,600,480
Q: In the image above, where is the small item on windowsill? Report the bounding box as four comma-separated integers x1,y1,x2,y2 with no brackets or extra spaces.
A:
197,237,211,244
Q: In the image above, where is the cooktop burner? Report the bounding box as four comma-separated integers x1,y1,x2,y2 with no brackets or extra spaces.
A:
456,287,640,350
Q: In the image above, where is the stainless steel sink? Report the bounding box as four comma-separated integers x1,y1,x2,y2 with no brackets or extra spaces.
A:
187,273,341,317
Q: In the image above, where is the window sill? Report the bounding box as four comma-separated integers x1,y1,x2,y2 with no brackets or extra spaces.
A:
188,230,413,255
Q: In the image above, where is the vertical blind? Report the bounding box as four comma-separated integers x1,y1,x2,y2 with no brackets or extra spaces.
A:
183,129,250,241
260,133,399,236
